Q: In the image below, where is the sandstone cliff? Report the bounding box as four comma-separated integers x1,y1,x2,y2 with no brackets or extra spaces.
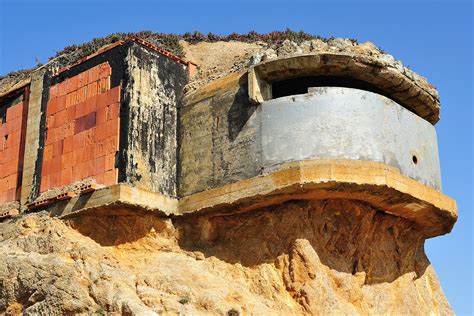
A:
0,200,452,315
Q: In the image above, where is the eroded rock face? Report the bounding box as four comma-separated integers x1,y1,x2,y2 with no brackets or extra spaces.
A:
0,200,452,315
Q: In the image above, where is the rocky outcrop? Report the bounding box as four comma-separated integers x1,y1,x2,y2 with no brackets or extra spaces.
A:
0,200,452,315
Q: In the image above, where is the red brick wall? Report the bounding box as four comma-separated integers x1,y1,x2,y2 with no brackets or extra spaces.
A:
0,100,27,202
41,62,120,192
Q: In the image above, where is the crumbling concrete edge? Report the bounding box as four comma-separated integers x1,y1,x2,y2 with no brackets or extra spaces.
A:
248,53,440,124
36,159,457,238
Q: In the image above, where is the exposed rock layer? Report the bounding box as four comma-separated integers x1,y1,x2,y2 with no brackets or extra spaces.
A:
0,200,452,315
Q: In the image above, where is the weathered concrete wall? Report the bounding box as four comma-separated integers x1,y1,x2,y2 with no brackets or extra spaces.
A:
179,76,261,196
261,87,442,190
121,43,187,197
180,82,442,196
20,71,45,204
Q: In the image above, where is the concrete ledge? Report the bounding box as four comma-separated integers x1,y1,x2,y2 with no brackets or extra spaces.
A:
36,159,455,238
45,184,177,218
178,159,456,237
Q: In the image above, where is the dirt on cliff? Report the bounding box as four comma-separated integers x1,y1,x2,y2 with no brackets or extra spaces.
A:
0,199,452,315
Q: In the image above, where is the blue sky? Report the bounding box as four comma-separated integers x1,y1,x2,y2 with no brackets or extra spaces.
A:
1,0,472,313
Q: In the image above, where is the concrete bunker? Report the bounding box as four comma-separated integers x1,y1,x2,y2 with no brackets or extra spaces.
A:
179,52,455,237
0,41,457,239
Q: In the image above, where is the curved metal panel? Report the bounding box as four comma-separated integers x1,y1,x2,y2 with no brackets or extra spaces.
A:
260,87,442,190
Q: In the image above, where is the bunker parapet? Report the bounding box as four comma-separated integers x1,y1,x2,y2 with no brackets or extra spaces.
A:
0,38,456,237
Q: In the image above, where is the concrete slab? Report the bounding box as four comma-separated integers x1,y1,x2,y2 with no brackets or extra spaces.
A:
31,159,456,238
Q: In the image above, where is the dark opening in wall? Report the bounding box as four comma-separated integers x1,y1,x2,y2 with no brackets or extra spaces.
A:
271,76,390,100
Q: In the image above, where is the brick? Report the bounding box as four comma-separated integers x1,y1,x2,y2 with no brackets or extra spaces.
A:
84,160,94,178
50,156,61,173
105,153,116,171
98,77,110,94
95,123,107,142
52,140,63,158
84,145,94,163
94,139,107,158
46,114,55,130
41,174,50,191
61,151,74,170
89,66,99,82
66,91,77,108
53,127,63,143
107,86,121,105
58,80,67,97
76,162,86,179
84,143,96,161
11,144,20,157
94,173,104,184
42,159,50,175
43,144,53,161
45,129,54,146
85,112,97,130
85,95,97,114
97,91,108,109
6,188,16,201
1,147,9,164
0,179,5,190
66,93,72,108
74,116,86,135
0,124,6,137
77,71,88,88
77,86,87,103
68,75,78,93
6,106,14,121
87,81,98,99
60,167,72,187
75,101,86,119
56,122,73,139
93,156,106,175
12,103,22,118
54,110,68,128
50,172,60,188
107,102,120,120
104,169,117,185
106,118,120,138
106,136,119,154
8,174,17,189
96,106,108,125
5,121,13,135
73,148,84,165
57,109,69,128
73,132,85,149
3,161,15,177
13,117,22,131
0,178,7,192
11,131,21,145
67,104,76,121
57,95,66,112
0,192,7,203
49,85,58,99
84,129,95,147
4,134,12,149
63,135,74,153
72,165,80,182
99,63,111,78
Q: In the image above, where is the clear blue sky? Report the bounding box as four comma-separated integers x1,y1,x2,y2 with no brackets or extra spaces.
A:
1,0,472,313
